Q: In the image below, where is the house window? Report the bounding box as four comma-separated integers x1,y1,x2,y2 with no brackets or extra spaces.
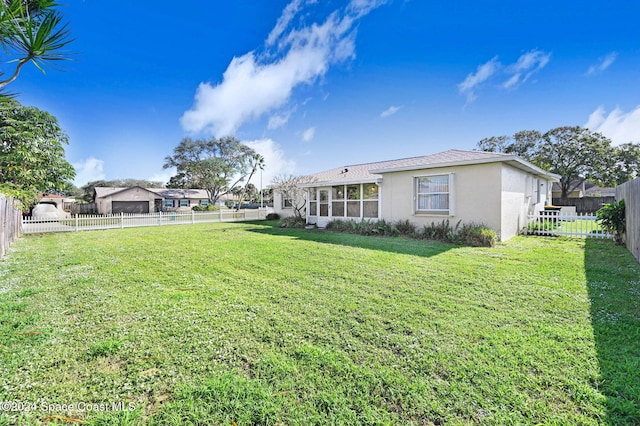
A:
346,184,360,217
362,183,378,218
332,185,345,217
164,200,174,208
179,199,189,207
308,188,317,215
281,191,293,209
416,175,451,213
199,200,209,206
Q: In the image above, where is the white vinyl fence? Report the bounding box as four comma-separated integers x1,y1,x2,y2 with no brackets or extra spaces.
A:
22,209,267,234
525,211,612,238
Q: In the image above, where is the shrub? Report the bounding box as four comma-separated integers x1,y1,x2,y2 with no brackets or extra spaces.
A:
324,218,496,247
527,219,559,234
394,219,417,237
192,204,220,211
326,219,351,232
456,223,497,247
597,199,625,244
419,220,460,242
279,215,306,228
266,213,280,220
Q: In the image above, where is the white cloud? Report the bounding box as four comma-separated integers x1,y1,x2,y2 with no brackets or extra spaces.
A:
244,138,296,186
146,170,175,186
266,0,306,46
457,56,500,104
268,110,294,129
73,157,105,186
459,50,551,103
587,52,618,76
503,49,551,89
302,126,316,142
181,0,386,136
380,105,401,118
585,105,640,145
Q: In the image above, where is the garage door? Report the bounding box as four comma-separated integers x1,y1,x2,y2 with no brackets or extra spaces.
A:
112,201,149,214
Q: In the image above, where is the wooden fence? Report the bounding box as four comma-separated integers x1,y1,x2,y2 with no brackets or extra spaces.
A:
525,211,612,238
22,208,268,234
616,178,640,263
0,194,22,257
66,202,98,215
552,196,615,213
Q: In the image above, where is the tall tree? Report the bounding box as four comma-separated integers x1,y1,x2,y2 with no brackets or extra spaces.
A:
476,126,637,199
0,0,73,89
0,98,74,204
536,126,616,199
271,174,317,218
163,136,262,205
611,142,640,185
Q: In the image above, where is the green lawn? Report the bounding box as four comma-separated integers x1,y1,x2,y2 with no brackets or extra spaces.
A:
0,222,638,425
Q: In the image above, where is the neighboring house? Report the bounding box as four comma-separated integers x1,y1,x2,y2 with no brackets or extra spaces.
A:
274,149,559,241
94,187,210,214
551,180,615,199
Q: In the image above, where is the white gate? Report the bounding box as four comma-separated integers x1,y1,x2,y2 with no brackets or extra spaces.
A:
526,211,612,238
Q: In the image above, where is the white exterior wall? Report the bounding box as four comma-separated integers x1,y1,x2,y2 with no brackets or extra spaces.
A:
273,190,303,218
500,165,528,241
379,163,503,236
499,164,551,240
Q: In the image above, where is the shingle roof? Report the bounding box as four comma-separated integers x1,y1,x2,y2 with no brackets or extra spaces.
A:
94,187,209,199
305,149,556,185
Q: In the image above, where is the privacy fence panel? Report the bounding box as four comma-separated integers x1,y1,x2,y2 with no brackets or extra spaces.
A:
0,194,22,257
552,196,615,213
616,178,640,263
22,209,268,234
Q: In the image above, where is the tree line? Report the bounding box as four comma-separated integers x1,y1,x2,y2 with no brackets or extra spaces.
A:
477,126,640,199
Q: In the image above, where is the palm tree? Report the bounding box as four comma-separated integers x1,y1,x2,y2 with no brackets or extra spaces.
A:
0,0,73,89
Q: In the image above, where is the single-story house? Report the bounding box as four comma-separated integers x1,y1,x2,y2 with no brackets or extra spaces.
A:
94,187,211,214
274,149,560,241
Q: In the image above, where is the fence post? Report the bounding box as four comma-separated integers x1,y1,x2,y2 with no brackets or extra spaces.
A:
121,212,124,229
75,214,79,232
191,210,195,224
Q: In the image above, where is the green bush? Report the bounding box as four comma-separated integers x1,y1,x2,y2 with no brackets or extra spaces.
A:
265,213,280,220
419,219,460,242
456,223,497,247
279,215,306,228
597,199,625,244
192,204,220,211
394,219,417,237
324,218,496,247
527,219,559,233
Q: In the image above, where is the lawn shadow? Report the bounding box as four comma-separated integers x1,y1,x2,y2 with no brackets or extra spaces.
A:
584,238,640,425
244,221,456,259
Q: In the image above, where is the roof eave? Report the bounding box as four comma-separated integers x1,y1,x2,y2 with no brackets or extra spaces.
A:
300,177,382,188
371,155,560,182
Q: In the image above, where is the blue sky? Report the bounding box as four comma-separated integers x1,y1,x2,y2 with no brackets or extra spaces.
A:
12,0,640,187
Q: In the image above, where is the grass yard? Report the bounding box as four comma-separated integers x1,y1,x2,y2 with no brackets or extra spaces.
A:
0,221,638,425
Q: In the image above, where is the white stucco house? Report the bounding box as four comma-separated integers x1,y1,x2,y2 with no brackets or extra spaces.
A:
273,149,560,241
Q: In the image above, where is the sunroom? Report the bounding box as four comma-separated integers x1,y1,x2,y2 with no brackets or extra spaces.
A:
302,181,381,227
